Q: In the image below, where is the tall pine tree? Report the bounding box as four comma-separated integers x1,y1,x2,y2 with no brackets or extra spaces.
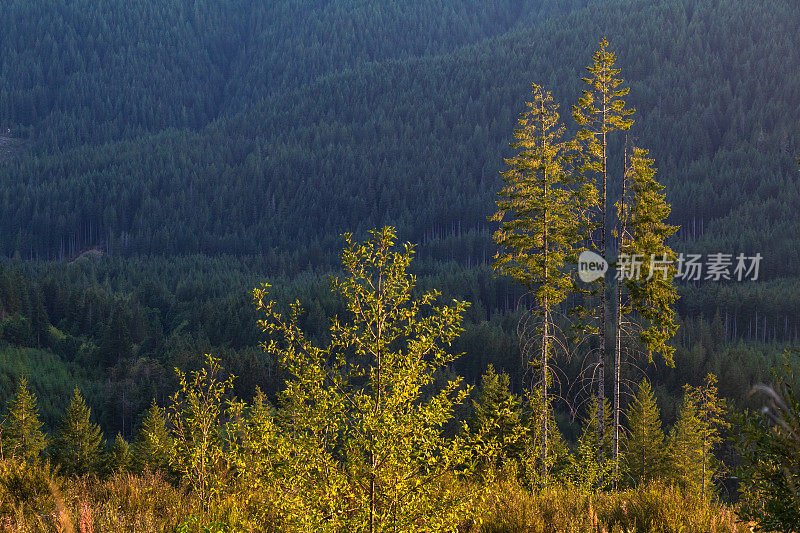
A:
492,83,593,478
613,147,679,482
573,38,635,474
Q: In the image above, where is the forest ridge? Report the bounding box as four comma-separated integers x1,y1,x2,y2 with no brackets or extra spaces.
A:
0,0,799,531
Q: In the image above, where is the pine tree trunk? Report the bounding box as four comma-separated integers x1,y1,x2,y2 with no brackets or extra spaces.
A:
597,118,608,482
613,153,627,489
542,305,548,479
540,98,549,480
614,272,622,487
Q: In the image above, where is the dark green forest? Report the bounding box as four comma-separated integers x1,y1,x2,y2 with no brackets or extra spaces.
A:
0,0,799,530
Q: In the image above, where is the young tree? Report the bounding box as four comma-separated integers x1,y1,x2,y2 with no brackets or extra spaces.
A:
492,83,593,478
254,227,484,532
669,393,704,495
623,380,668,486
130,399,172,473
573,38,635,469
105,433,131,473
613,147,679,481
567,396,613,491
1,376,47,462
51,388,105,476
167,354,234,511
468,364,526,471
686,374,729,499
522,389,570,485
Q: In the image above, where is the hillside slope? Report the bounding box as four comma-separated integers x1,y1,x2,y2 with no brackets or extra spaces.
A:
0,0,797,280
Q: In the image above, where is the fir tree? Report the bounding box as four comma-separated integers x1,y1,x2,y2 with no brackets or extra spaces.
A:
1,376,47,462
468,364,526,470
619,148,679,364
130,399,172,473
567,396,613,491
492,83,593,478
685,374,729,499
51,388,105,476
573,38,635,473
106,433,131,473
623,380,668,486
669,393,705,495
612,148,679,484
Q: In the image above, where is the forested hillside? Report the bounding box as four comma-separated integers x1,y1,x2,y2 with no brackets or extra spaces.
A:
0,0,797,270
0,0,799,529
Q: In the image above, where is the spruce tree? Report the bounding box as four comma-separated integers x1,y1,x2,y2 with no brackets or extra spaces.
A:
620,148,679,364
1,376,47,462
623,380,668,486
669,394,704,495
106,433,131,473
685,374,729,499
573,38,635,472
130,399,172,473
492,83,593,478
469,365,525,470
51,388,104,476
613,147,679,482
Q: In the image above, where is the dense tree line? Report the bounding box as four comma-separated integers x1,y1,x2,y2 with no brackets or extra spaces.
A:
0,230,795,530
0,0,797,279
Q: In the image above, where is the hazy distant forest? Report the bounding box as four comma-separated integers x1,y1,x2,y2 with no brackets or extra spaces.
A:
0,0,799,531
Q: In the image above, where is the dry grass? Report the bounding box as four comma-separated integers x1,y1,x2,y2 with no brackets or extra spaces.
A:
1,460,750,532
472,478,749,533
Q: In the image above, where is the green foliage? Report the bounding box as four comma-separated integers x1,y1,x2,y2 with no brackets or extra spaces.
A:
130,399,172,474
519,391,570,486
574,37,635,149
98,303,133,367
669,374,728,499
623,380,668,486
51,388,105,477
0,458,57,522
167,354,234,512
105,433,131,474
1,376,47,462
735,354,800,531
492,83,591,302
253,227,484,531
468,365,526,470
619,148,680,365
566,397,614,491
669,392,705,497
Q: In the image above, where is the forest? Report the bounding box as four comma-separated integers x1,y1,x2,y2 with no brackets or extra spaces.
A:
0,0,799,531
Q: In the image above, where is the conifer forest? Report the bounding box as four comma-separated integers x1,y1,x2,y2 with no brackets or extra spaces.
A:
1,0,800,531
